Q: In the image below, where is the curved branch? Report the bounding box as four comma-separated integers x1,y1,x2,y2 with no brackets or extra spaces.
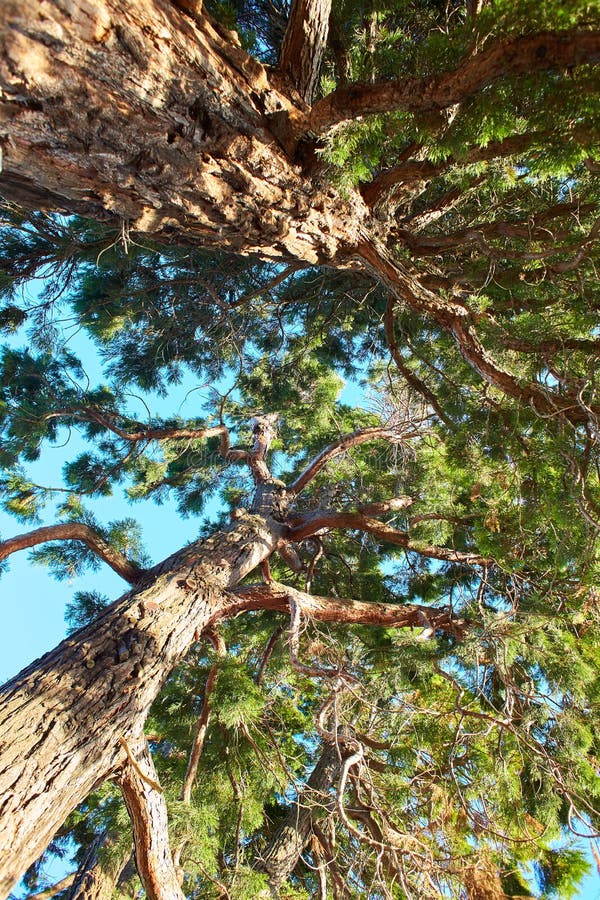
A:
309,30,600,133
288,427,414,496
0,523,143,584
359,240,600,426
288,509,488,564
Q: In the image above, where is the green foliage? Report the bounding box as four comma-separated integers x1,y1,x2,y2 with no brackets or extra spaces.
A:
211,660,266,729
4,1,600,896
65,590,111,633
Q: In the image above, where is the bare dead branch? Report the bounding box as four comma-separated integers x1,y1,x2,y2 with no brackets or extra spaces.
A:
180,630,226,804
397,207,598,256
288,597,340,679
255,626,283,686
309,30,600,133
288,428,414,496
117,736,186,900
0,523,143,584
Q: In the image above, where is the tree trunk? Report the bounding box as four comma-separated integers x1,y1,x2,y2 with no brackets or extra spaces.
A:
0,0,366,266
257,742,343,889
66,831,132,900
279,0,332,103
0,509,284,898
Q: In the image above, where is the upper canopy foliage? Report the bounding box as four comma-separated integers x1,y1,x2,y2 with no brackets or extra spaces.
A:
1,0,600,897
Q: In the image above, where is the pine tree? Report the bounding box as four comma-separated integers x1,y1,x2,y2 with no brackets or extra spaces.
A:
0,0,599,897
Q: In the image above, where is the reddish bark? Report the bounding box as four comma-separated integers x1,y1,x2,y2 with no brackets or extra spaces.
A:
117,738,185,900
309,31,600,132
0,523,142,585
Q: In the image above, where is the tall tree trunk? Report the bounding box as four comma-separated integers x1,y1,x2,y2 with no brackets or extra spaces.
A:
0,509,284,898
0,0,366,265
279,0,332,103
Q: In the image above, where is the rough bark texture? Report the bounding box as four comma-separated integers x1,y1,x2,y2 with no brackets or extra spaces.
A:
257,742,343,888
279,0,332,103
117,738,185,900
0,0,366,265
0,509,284,897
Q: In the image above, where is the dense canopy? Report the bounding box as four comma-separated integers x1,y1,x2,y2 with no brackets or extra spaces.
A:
0,0,599,898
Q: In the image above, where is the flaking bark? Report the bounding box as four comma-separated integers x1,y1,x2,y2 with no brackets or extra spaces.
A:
0,0,366,265
0,509,284,897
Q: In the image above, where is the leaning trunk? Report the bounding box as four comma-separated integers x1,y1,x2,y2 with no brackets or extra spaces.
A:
257,742,343,889
0,510,283,897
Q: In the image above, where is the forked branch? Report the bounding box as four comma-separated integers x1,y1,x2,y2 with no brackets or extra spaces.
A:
0,523,143,584
288,427,416,496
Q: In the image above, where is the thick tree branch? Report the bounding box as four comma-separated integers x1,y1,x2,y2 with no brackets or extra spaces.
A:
230,582,467,636
309,30,600,133
359,240,600,426
288,427,414,496
288,510,488,565
117,737,185,900
0,507,286,895
0,523,143,584
279,0,332,104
